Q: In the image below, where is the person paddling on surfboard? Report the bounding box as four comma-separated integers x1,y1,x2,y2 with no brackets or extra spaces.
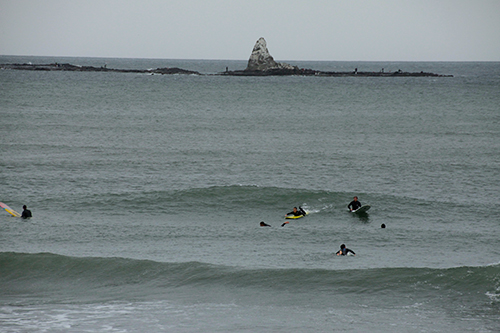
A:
347,196,362,212
336,244,355,256
285,206,306,217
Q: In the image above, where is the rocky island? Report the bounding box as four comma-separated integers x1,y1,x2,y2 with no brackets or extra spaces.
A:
0,62,200,75
0,38,452,77
223,37,452,77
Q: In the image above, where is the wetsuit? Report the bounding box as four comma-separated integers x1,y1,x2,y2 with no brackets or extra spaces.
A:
21,209,32,219
287,207,306,216
336,248,355,256
348,200,362,211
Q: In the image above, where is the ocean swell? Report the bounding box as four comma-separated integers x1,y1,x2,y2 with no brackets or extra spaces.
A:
52,185,440,217
1,252,498,302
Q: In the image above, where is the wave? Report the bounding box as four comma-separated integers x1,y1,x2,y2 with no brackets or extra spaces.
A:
54,184,429,216
1,252,499,302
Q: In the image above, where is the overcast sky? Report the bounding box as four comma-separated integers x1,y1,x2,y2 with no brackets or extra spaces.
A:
1,0,499,61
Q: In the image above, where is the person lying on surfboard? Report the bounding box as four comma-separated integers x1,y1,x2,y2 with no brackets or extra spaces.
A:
285,206,306,217
347,196,362,212
336,244,356,256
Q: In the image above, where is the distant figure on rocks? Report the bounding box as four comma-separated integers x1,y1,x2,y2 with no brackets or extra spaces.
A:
21,205,32,219
260,221,271,227
336,244,355,256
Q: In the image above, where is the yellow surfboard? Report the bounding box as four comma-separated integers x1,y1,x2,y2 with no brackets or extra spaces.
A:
285,211,309,219
0,202,21,217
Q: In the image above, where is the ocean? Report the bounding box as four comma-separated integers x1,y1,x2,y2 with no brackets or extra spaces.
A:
1,56,499,332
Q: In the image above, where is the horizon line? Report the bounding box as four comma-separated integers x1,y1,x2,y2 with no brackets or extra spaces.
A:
1,54,499,63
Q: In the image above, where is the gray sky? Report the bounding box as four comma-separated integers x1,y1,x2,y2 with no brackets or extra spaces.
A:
1,0,499,61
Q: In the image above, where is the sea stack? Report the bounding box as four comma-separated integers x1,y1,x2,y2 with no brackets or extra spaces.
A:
245,37,296,71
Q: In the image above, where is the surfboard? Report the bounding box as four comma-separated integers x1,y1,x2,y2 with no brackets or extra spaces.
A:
351,205,370,214
285,211,309,219
0,202,21,217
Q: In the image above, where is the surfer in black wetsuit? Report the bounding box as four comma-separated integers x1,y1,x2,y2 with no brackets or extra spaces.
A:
347,196,362,212
260,221,271,227
336,244,355,256
21,205,32,219
285,206,306,217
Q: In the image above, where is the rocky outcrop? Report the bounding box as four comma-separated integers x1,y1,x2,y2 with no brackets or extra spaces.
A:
1,61,453,77
153,67,199,75
217,37,451,77
0,63,200,75
1,41,454,78
245,37,297,72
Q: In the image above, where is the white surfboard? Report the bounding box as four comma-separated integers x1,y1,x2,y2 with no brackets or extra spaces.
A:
351,205,370,214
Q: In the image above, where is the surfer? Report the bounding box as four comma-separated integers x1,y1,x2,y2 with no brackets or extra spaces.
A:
336,244,355,256
347,196,362,212
285,206,306,217
260,221,271,227
21,205,32,219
